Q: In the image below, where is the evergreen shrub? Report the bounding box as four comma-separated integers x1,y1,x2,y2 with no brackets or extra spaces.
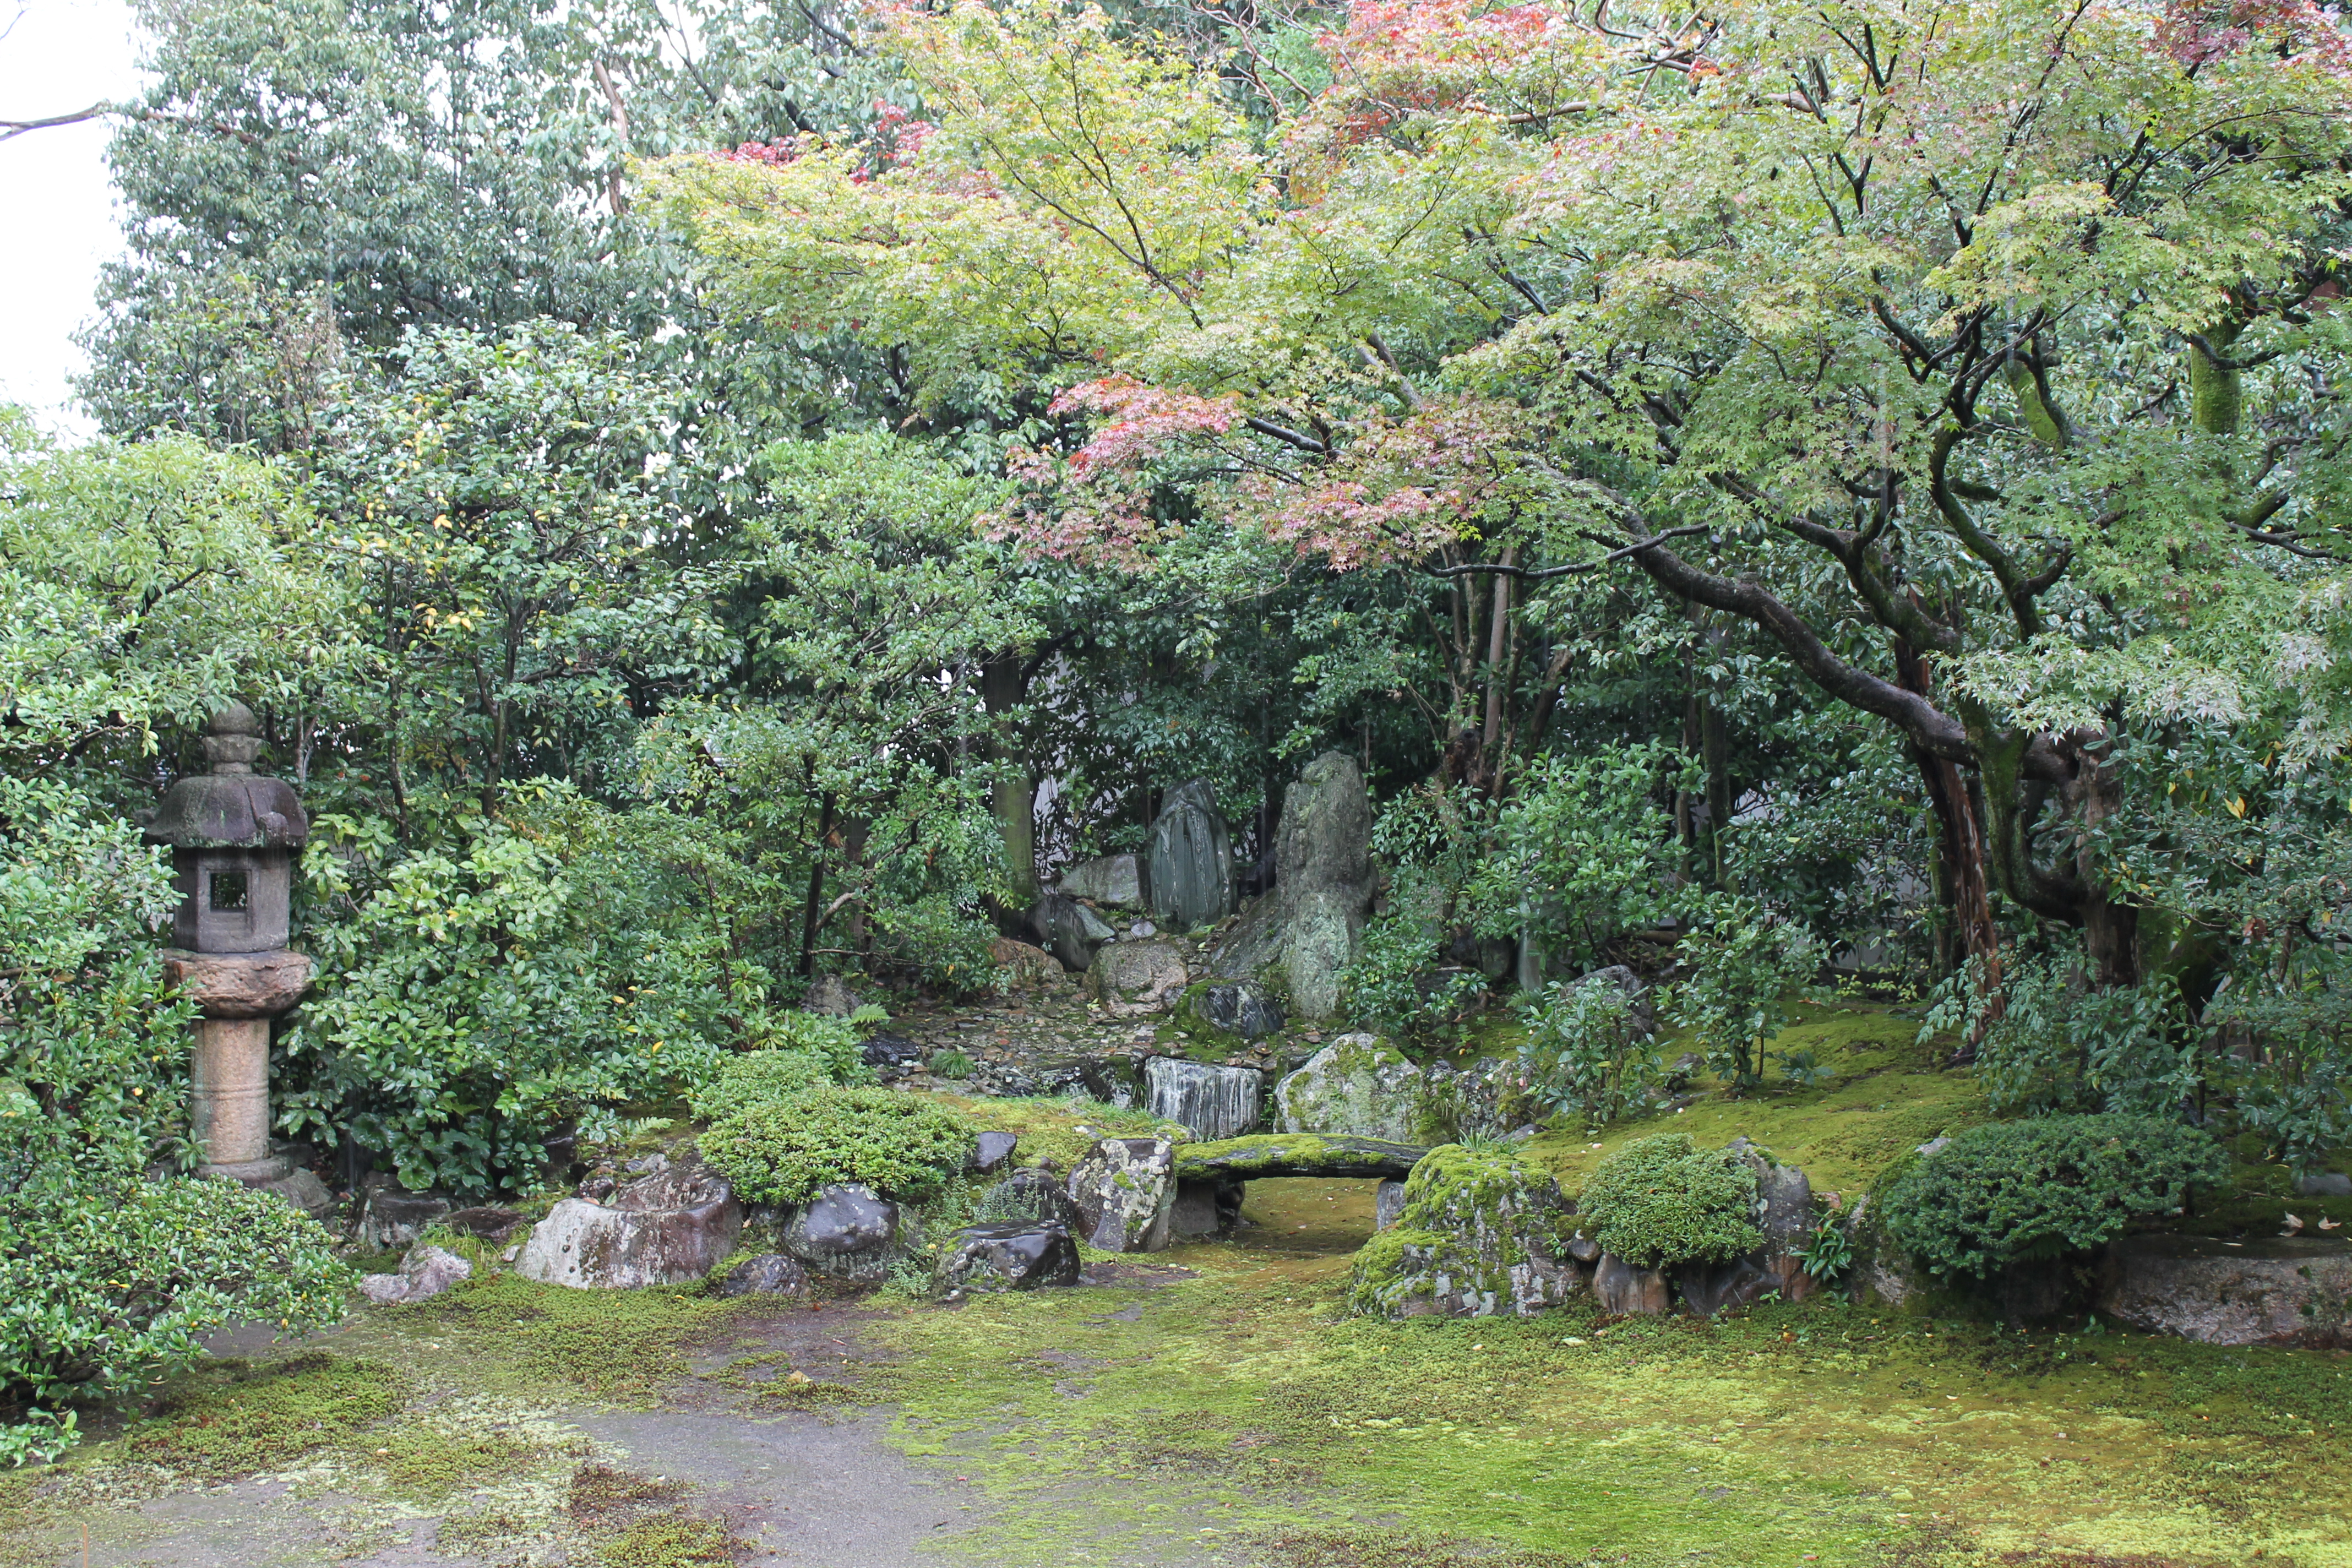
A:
1883,1114,2230,1277
1575,1133,1761,1270
700,1087,972,1206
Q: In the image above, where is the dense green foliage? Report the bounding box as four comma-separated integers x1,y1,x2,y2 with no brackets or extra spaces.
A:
687,1025,874,1124
1515,973,1659,1129
1883,1116,2233,1278
700,1087,973,1205
1575,1134,1762,1271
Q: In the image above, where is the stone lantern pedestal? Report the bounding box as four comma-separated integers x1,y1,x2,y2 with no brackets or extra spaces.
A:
146,704,329,1218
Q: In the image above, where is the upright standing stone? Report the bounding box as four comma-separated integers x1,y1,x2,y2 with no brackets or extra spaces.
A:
1208,752,1374,1021
1147,780,1235,932
146,704,323,1216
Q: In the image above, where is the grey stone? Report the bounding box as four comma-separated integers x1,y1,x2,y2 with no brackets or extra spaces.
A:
1423,1056,1519,1142
515,1162,743,1289
1566,1235,1601,1264
933,1223,1081,1297
1915,1135,1951,1158
2097,1233,2352,1347
1068,1137,1178,1253
1190,981,1284,1040
1147,780,1235,931
2296,1172,2352,1197
1593,1253,1670,1316
1843,1194,1924,1309
1144,1057,1264,1140
1060,853,1148,909
443,1204,527,1243
357,1186,450,1252
1031,891,1117,973
782,1183,902,1282
1086,938,1190,1017
862,1034,923,1077
1724,1141,1818,1303
1208,751,1375,1022
717,1253,812,1298
1030,1054,1145,1108
256,1165,334,1223
977,1167,1084,1231
1272,1034,1434,1142
989,937,1066,990
1348,1148,1582,1319
972,1131,1020,1173
356,1243,471,1306
803,974,862,1016
1374,1179,1407,1231
1169,1179,1242,1240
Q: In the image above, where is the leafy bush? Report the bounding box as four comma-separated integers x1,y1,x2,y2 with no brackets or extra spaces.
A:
1668,900,1820,1092
1,1175,350,1457
1575,1133,1761,1271
701,1087,973,1206
1882,1115,2231,1278
1923,952,2192,1117
689,1050,844,1123
1516,973,1659,1127
1341,914,1485,1043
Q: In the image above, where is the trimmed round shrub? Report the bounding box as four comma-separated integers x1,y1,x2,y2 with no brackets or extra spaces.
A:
1883,1114,2230,1278
1,1176,351,1452
1575,1133,1761,1270
689,1048,840,1123
700,1087,972,1206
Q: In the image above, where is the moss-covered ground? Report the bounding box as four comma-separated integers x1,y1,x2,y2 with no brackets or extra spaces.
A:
10,1008,2351,1566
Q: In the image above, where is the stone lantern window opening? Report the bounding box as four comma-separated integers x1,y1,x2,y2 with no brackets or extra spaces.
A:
209,869,250,912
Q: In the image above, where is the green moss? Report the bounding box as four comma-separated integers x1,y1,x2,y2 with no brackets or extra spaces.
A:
597,1513,747,1566
1525,1002,1985,1202
117,1353,410,1479
400,1270,750,1401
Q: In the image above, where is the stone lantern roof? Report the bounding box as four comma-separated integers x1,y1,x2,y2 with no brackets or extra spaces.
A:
144,702,309,851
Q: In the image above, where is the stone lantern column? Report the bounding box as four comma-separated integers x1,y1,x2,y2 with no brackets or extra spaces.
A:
146,703,328,1216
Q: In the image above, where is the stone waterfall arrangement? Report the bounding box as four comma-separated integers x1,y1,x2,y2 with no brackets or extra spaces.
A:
1145,1057,1265,1141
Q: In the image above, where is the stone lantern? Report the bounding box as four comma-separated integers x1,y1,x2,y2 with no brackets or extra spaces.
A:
146,703,325,1214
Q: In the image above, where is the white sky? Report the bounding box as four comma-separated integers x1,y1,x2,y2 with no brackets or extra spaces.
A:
0,0,144,442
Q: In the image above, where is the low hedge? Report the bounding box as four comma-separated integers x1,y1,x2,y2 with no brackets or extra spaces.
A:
1575,1133,1761,1270
1882,1113,2229,1278
700,1087,972,1207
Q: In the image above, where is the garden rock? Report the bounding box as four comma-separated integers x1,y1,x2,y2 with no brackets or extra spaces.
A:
862,1034,924,1079
1727,1141,1818,1302
1843,1194,1924,1309
1060,853,1148,909
515,1162,743,1289
1087,938,1190,1017
1147,780,1235,932
2297,1172,2352,1197
1030,891,1117,974
803,974,861,1016
933,1222,1082,1297
357,1186,451,1252
1424,1056,1520,1142
971,1131,1020,1173
444,1205,529,1245
1175,1133,1428,1183
1144,1057,1264,1140
1068,1137,1178,1253
1273,1035,1433,1143
2096,1234,2352,1347
781,1183,903,1282
1593,1253,1670,1316
979,1167,1084,1231
1190,980,1284,1040
717,1253,812,1298
1169,1178,1242,1240
989,937,1067,991
1209,750,1374,1021
1577,964,1656,1036
1374,1179,1407,1231
1348,1145,1581,1319
357,1243,471,1306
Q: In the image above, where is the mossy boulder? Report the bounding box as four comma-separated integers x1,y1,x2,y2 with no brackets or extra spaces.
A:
1272,1034,1434,1141
1346,1145,1583,1319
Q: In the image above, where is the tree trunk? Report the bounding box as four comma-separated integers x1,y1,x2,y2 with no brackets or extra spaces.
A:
799,788,836,979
